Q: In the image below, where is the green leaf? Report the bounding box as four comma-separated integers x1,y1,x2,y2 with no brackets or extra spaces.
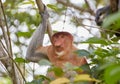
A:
82,37,110,45
102,11,120,30
19,0,35,6
14,57,26,63
94,48,109,58
75,49,90,57
48,67,64,77
26,75,51,84
94,47,120,58
80,64,91,74
38,75,50,81
47,4,59,12
74,74,100,82
16,31,31,38
50,77,70,84
109,47,120,56
0,77,12,84
63,62,79,72
104,64,120,84
38,59,51,66
26,78,44,84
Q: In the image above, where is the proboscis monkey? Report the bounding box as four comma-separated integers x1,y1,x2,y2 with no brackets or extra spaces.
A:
26,5,91,83
26,7,88,68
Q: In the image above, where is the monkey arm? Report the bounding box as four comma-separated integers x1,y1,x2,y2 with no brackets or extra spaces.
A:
95,6,111,26
26,45,49,62
26,6,49,62
95,0,120,26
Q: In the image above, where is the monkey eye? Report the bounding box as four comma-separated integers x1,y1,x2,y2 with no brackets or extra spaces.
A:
55,35,59,38
53,38,57,42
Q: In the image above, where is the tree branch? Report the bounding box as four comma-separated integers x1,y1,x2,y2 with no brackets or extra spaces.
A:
0,0,26,83
56,0,95,15
84,0,95,15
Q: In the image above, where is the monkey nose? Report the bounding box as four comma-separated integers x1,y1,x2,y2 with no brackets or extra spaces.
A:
55,45,61,48
54,42,61,47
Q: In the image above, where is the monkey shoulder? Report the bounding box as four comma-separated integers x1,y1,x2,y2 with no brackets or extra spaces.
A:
35,46,50,56
46,45,57,61
46,45,55,56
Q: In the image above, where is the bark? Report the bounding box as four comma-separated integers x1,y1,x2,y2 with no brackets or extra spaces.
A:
0,0,24,84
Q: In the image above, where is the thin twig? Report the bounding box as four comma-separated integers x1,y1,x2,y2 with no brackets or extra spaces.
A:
0,0,13,57
56,0,95,15
0,40,27,83
84,0,94,15
0,0,26,83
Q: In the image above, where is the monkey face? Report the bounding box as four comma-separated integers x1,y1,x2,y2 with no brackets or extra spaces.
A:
52,32,73,57
53,34,66,52
52,34,73,53
53,35,72,57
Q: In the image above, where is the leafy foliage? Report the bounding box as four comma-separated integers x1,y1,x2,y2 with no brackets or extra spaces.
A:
15,57,27,63
102,11,120,31
26,79,44,84
104,64,120,84
38,59,52,66
101,11,120,38
50,77,70,84
82,37,112,45
74,74,100,83
75,49,90,57
48,66,64,77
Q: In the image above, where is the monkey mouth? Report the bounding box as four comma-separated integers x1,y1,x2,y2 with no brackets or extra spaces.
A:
55,46,63,52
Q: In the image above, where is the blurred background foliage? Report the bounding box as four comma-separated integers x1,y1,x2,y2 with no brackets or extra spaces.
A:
0,0,120,84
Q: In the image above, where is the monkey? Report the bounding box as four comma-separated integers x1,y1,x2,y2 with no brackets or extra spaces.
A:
95,0,120,36
95,0,120,26
26,6,88,68
26,31,91,83
95,5,111,26
26,4,92,84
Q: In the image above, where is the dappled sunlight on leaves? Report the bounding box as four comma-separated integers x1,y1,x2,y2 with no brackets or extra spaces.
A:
50,77,70,84
74,74,100,83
